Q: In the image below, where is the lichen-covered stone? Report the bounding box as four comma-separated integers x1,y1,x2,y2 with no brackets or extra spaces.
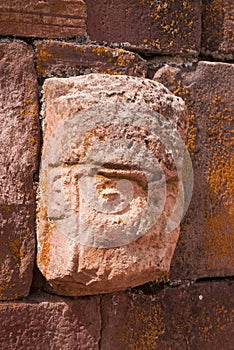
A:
37,74,189,296
101,281,234,349
35,41,147,77
0,42,40,300
202,0,234,59
0,292,100,349
0,0,86,39
86,0,202,55
154,61,234,280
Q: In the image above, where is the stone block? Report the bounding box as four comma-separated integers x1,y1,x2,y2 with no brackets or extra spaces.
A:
0,41,40,300
0,292,101,349
0,0,86,39
37,73,190,296
100,281,234,349
35,41,147,77
154,61,234,280
86,0,202,55
202,0,234,59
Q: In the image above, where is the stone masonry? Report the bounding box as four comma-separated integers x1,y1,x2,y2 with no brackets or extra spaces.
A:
0,1,233,349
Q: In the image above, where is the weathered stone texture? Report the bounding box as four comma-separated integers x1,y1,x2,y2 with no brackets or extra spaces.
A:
0,292,101,349
0,42,40,300
202,0,234,59
0,0,86,39
100,281,234,349
35,41,147,77
154,61,234,280
37,74,188,296
86,0,202,55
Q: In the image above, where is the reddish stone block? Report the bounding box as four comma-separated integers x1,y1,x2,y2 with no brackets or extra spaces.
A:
35,40,147,77
154,61,234,280
101,281,234,349
86,0,202,55
202,0,234,59
0,292,101,349
0,42,40,300
0,0,86,39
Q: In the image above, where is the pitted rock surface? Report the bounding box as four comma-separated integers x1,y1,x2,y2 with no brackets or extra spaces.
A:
0,41,40,300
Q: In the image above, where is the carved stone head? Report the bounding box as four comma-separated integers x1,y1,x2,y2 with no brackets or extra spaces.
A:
37,74,192,296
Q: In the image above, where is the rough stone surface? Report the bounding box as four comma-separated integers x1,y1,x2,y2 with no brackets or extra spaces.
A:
202,0,234,59
154,61,234,280
35,40,147,77
37,73,188,296
0,291,101,349
0,0,86,39
0,41,40,300
86,0,202,55
100,281,234,349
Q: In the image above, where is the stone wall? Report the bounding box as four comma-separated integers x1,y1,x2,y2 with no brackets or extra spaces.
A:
0,1,233,349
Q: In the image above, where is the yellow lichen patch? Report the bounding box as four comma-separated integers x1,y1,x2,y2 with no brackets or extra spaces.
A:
204,0,223,25
172,80,197,153
197,301,232,344
186,114,197,154
92,46,112,56
150,39,160,49
1,204,11,212
104,69,123,75
35,43,53,74
0,266,11,286
29,136,36,147
9,235,27,268
205,209,234,263
208,154,234,200
204,92,234,267
91,47,138,74
116,53,136,67
173,80,189,97
121,296,165,349
20,88,38,119
141,0,195,52
37,212,54,275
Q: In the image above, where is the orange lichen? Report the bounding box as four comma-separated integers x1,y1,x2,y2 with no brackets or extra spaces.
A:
121,296,165,349
92,46,112,56
173,80,189,97
9,234,27,267
141,0,195,52
116,53,136,67
1,204,11,212
35,43,53,74
186,114,197,153
37,210,54,275
29,136,36,146
104,69,123,75
204,92,234,267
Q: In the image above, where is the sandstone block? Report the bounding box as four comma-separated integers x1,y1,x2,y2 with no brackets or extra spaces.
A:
101,281,234,349
86,0,202,55
154,61,234,280
0,0,86,39
35,41,147,77
0,42,40,300
37,74,191,296
202,0,234,59
0,292,100,349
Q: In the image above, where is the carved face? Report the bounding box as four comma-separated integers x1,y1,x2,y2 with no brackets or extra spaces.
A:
41,103,180,248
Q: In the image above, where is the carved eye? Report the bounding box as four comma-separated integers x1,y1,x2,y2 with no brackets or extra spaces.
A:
97,163,148,192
